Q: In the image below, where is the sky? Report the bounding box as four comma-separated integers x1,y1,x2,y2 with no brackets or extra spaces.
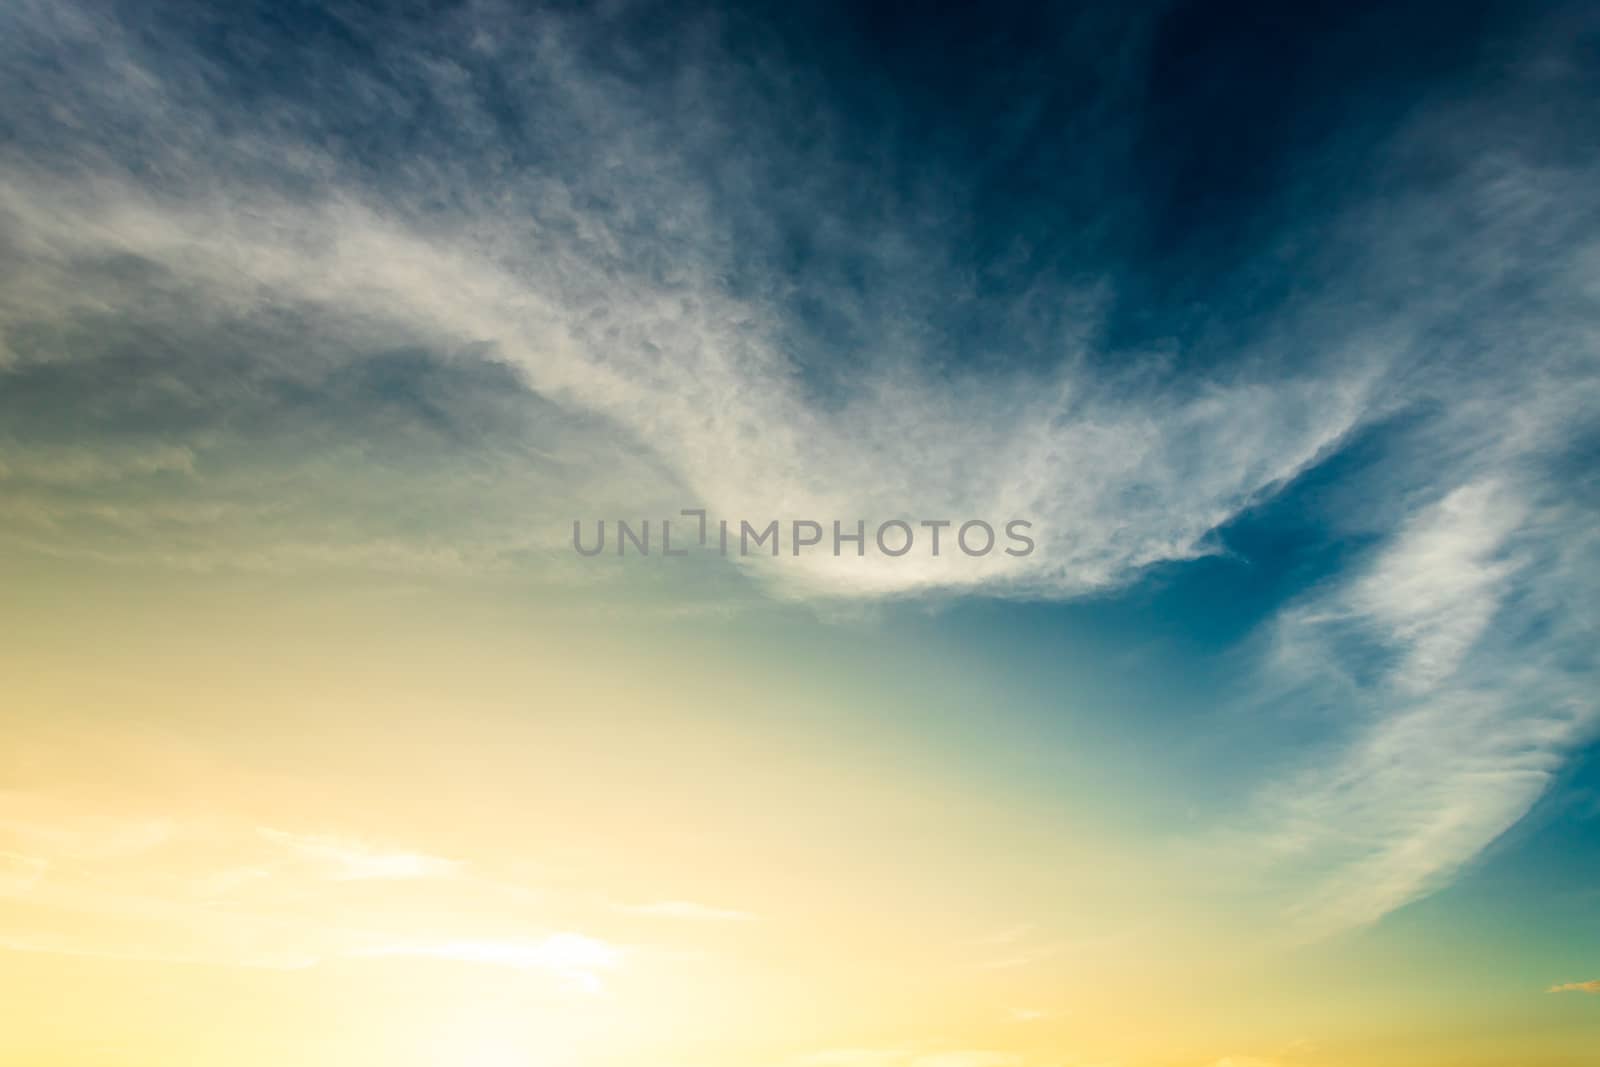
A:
1,1,1599,1065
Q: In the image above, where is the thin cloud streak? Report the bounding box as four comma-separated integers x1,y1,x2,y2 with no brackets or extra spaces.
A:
257,827,462,881
0,0,1376,600
622,899,756,922
351,933,623,992
1547,979,1600,994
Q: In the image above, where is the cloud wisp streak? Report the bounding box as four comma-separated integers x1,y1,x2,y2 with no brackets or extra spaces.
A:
1547,980,1600,995
621,899,756,922
0,797,631,988
0,0,1379,599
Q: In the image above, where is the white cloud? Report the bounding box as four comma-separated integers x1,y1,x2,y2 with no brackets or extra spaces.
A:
0,0,1384,600
789,1051,1022,1067
0,798,629,990
1233,472,1597,936
1345,481,1525,694
352,932,623,992
2,0,1597,950
0,168,1376,599
622,899,755,922
257,827,461,881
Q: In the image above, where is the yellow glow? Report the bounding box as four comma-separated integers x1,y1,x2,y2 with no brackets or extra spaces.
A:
0,567,1592,1067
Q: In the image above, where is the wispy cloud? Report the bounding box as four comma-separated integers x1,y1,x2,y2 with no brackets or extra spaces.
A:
1227,471,1598,936
352,933,623,992
0,795,620,988
1548,979,1600,994
0,0,1376,600
1178,37,1600,934
1,0,1596,955
789,1051,1023,1067
620,899,755,922
257,827,461,881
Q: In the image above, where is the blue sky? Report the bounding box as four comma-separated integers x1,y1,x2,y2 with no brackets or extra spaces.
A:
2,1,1599,1064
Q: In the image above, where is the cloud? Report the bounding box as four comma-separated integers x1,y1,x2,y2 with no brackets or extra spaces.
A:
0,165,1373,599
980,942,1064,970
1,0,1596,950
621,899,755,922
911,1055,1023,1067
1173,25,1600,936
1548,979,1600,994
352,933,623,992
0,444,196,485
257,827,461,881
0,932,320,972
1227,469,1598,936
0,792,611,983
1343,481,1526,695
790,1051,1022,1067
0,0,1376,600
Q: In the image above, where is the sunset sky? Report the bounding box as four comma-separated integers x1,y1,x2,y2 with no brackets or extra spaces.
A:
2,2,1599,1065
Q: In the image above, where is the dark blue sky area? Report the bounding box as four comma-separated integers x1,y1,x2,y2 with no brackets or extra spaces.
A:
60,0,1564,385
